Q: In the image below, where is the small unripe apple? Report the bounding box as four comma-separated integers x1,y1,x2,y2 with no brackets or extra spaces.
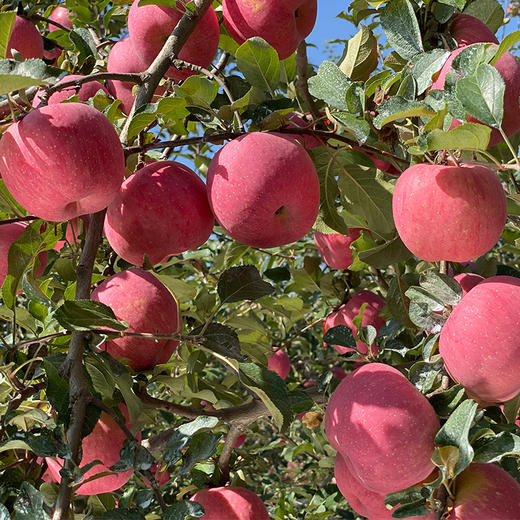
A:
267,348,290,379
324,290,385,356
223,0,317,60
392,163,506,262
128,0,219,81
314,228,364,270
334,454,435,520
32,75,109,107
7,16,43,59
0,222,47,285
447,463,520,519
45,407,136,495
439,275,520,404
105,161,214,266
91,268,181,371
207,133,320,248
190,486,269,520
48,6,73,31
325,363,440,494
0,103,126,222
107,38,165,115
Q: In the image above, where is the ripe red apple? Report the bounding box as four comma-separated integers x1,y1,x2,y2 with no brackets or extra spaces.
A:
323,290,385,356
45,407,136,495
448,14,498,47
447,463,520,519
313,228,364,270
267,348,290,379
48,6,73,31
106,38,166,115
234,434,247,448
207,133,320,248
190,486,269,520
223,0,318,60
431,17,520,147
0,222,47,285
32,75,109,107
334,454,435,520
453,273,484,299
127,0,219,81
283,112,323,149
330,366,346,379
325,363,440,494
91,268,181,371
7,16,44,59
439,275,520,404
104,161,214,266
392,163,506,262
0,103,126,222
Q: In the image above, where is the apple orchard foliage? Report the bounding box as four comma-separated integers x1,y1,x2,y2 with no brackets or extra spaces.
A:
3,0,520,519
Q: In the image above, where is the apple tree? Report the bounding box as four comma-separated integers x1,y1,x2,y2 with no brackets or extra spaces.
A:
1,0,520,519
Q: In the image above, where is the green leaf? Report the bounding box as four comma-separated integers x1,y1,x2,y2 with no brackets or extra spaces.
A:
13,482,50,520
0,11,15,60
433,399,478,478
0,58,60,95
217,265,274,303
430,385,466,416
173,76,218,109
339,24,378,81
0,504,9,520
330,111,371,144
417,123,491,152
456,63,505,128
68,28,96,70
463,0,504,33
181,431,221,474
55,300,128,332
162,502,205,520
374,96,437,129
99,510,146,520
323,325,357,351
85,353,116,400
380,0,424,60
194,323,246,361
490,30,520,64
164,416,219,466
308,61,352,110
239,362,292,431
235,37,280,94
357,234,413,269
391,501,431,519
473,432,520,463
42,360,70,418
410,49,450,95
419,271,462,306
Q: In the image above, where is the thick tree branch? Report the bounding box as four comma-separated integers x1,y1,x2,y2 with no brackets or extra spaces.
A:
53,210,105,520
296,40,320,121
219,423,244,484
120,0,214,144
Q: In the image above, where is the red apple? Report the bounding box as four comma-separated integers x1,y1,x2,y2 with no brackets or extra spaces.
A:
0,222,47,285
190,486,269,520
0,103,126,222
54,216,89,251
7,16,43,59
206,132,320,248
32,75,109,107
448,14,498,47
431,17,520,147
127,0,219,81
334,454,435,520
439,276,520,404
352,146,401,176
325,363,440,494
392,163,506,262
234,434,247,448
313,228,364,270
48,6,73,31
144,462,170,488
223,0,317,60
91,268,181,371
45,407,136,495
447,463,520,519
106,38,165,115
324,290,385,356
283,112,323,149
267,348,290,379
330,366,346,379
453,273,484,299
104,161,214,266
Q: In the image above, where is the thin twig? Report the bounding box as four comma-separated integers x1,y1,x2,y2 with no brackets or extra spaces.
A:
0,215,39,226
30,13,72,32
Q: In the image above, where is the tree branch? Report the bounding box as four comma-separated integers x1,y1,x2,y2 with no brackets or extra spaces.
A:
0,215,39,226
53,210,105,520
120,0,214,144
219,423,244,484
30,13,72,32
296,40,320,121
